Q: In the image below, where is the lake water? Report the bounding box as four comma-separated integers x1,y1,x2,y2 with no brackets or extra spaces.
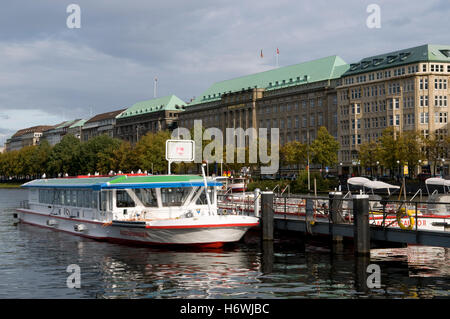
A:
0,188,449,299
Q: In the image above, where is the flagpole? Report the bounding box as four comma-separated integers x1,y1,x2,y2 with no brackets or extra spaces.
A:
276,48,279,67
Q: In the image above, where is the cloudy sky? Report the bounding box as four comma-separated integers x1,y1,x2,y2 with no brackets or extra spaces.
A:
0,0,449,146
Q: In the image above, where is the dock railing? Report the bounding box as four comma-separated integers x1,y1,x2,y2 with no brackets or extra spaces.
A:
217,191,450,233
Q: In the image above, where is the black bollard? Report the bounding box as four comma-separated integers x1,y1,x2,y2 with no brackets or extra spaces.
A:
261,191,274,241
353,194,370,256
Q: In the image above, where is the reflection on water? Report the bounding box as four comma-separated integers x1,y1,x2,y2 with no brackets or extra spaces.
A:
0,188,449,299
371,246,450,278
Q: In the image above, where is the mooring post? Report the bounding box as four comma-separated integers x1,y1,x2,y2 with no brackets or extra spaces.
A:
254,188,261,218
261,191,274,241
353,194,370,256
329,191,343,242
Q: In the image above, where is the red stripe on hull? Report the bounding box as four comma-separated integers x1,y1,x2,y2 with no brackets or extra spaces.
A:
18,213,230,248
145,223,259,229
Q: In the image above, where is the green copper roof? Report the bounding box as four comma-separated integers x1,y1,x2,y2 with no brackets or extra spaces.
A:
69,119,87,128
189,55,349,105
55,120,78,129
343,44,450,76
21,175,220,190
109,175,204,184
117,95,187,119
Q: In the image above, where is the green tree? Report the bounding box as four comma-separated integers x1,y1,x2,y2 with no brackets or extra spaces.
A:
280,141,307,169
309,126,340,172
47,134,82,176
378,127,400,176
79,135,122,174
398,131,424,177
423,133,447,175
358,141,381,177
135,130,172,174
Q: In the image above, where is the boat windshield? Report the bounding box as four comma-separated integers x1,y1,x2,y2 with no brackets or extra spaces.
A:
161,187,190,207
134,188,158,207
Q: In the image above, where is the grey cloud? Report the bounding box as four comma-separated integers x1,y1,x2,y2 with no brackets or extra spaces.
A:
0,0,447,136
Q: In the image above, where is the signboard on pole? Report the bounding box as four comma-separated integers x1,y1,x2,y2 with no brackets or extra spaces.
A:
166,139,195,162
403,165,408,176
166,140,195,174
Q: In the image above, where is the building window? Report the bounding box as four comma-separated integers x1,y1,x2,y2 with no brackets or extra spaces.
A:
420,112,429,124
435,112,447,123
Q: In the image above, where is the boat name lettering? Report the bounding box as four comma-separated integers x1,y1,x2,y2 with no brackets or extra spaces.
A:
120,230,149,238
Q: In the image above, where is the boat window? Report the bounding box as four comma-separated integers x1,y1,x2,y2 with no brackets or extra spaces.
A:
161,188,189,207
135,188,158,207
77,190,83,207
92,191,98,209
195,187,213,205
100,191,108,211
71,190,77,207
64,190,70,206
116,190,136,208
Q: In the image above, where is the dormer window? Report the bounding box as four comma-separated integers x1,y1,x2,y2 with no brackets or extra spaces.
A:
439,49,450,57
399,52,411,61
387,55,397,63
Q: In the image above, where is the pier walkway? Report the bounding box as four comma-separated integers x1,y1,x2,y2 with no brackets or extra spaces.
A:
218,192,450,249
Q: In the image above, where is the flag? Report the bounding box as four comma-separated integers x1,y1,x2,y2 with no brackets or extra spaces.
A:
260,49,263,58
276,48,279,55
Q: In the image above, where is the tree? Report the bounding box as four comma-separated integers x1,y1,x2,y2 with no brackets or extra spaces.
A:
358,141,381,177
79,135,122,174
378,127,399,176
47,134,82,176
423,133,447,175
309,126,340,172
398,131,424,177
280,141,308,168
134,130,172,174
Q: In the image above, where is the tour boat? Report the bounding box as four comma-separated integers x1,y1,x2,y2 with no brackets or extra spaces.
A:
16,173,259,248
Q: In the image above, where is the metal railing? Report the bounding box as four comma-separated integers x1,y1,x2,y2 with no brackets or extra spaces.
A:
216,192,450,233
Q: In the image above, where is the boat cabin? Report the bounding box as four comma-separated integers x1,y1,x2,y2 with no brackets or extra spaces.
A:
22,175,222,222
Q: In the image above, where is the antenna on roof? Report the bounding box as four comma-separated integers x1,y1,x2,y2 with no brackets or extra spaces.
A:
154,77,158,98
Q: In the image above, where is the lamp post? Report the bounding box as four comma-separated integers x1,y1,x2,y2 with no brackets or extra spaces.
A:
376,161,380,179
396,160,400,181
441,158,445,177
418,159,422,176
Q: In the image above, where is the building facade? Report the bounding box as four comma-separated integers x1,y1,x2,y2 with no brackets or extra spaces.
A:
5,125,54,152
337,44,450,174
179,55,349,174
115,95,186,143
41,119,83,146
82,109,125,142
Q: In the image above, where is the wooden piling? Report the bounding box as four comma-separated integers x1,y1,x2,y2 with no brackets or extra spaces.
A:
261,191,274,241
353,194,370,256
329,191,343,242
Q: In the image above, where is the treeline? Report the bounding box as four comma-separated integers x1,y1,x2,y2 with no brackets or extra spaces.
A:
0,131,176,180
357,127,450,176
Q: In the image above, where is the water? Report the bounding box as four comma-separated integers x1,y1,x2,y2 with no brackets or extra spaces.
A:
0,188,449,299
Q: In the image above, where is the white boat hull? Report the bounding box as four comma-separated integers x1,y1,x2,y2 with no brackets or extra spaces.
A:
16,209,259,248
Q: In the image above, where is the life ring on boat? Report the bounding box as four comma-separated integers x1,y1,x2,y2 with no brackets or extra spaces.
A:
396,208,415,230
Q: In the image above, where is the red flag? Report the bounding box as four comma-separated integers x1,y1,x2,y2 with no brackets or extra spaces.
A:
276,48,279,55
